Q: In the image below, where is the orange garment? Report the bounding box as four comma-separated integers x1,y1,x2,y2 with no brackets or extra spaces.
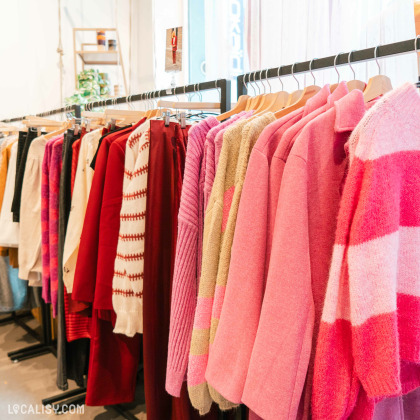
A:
0,141,19,267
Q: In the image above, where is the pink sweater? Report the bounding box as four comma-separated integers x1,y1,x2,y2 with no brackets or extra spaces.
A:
241,89,366,420
313,83,420,419
206,84,347,403
166,117,219,396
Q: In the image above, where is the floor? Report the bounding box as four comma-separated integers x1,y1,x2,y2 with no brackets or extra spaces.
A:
0,315,146,420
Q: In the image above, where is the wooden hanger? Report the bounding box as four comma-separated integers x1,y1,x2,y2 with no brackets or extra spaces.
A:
244,72,265,111
346,50,366,92
44,122,69,140
275,61,320,118
363,45,392,103
285,63,304,107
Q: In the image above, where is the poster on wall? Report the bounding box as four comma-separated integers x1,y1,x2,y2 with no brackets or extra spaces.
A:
165,27,183,72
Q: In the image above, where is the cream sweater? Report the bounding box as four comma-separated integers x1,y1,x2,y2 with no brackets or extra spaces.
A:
112,120,150,337
63,129,102,292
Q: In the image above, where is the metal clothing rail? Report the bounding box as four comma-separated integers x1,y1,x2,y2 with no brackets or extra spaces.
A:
237,37,420,98
83,78,232,113
2,104,81,123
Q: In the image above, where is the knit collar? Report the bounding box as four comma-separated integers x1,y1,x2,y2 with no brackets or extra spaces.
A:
334,89,366,133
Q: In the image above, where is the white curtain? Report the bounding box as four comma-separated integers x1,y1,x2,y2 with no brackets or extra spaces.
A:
247,0,416,93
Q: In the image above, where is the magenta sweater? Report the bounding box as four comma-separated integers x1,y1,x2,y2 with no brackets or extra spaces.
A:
166,117,219,397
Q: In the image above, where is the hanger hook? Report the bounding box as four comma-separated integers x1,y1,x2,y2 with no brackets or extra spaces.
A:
247,74,256,96
265,69,272,93
259,70,266,94
277,66,284,91
374,45,381,75
309,58,316,85
291,63,300,90
334,52,343,83
253,71,261,95
348,50,356,80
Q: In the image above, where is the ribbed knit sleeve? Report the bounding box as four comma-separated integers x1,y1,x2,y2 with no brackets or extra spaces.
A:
314,83,420,419
166,118,219,397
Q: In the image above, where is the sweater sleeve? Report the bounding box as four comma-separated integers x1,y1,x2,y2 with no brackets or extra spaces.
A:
205,149,269,403
166,145,201,396
242,154,314,420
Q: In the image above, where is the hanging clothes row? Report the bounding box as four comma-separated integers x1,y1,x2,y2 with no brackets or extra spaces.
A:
166,45,420,420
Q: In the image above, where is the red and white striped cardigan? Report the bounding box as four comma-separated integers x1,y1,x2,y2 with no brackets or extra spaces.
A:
313,83,420,419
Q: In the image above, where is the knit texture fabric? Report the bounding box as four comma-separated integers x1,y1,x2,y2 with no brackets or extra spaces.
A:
41,137,60,304
313,83,420,419
166,117,219,397
203,111,251,211
188,116,258,414
112,120,150,336
49,138,63,316
206,114,275,407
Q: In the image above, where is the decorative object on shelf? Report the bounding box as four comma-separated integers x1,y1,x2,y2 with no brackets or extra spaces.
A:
96,31,106,50
108,39,117,51
65,69,110,109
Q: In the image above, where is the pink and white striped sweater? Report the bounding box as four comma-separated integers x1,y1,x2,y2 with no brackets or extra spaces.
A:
313,83,420,419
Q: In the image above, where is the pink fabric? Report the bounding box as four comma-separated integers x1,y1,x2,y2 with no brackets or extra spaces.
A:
166,117,219,397
41,136,61,304
203,111,251,211
240,88,366,420
313,83,420,419
205,85,334,404
49,138,63,317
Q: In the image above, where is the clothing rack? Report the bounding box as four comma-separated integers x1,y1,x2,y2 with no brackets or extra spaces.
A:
1,104,81,123
237,37,420,98
83,78,232,113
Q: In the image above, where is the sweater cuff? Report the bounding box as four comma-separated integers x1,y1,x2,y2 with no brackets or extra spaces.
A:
363,373,401,400
113,310,143,337
165,368,185,397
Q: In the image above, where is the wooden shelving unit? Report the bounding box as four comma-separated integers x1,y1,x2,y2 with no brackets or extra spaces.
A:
73,28,127,94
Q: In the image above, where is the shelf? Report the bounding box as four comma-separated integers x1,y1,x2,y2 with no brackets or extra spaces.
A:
76,50,119,65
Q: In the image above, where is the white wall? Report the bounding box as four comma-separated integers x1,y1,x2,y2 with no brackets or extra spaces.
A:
0,0,153,120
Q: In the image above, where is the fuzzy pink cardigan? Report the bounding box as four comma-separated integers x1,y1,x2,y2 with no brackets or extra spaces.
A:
313,83,420,419
166,117,219,396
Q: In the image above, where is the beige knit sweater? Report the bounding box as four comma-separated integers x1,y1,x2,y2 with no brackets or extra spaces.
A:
188,114,275,414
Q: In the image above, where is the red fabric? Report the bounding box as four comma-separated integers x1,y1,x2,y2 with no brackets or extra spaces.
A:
85,308,141,406
94,121,146,313
143,121,217,420
72,124,140,308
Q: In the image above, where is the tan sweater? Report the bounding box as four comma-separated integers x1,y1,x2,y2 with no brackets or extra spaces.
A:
188,114,274,414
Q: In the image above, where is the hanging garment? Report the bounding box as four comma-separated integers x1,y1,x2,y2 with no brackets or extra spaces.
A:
62,128,102,293
6,256,28,311
18,135,47,286
70,137,82,195
11,130,39,222
0,256,14,312
57,129,89,391
49,137,64,317
41,136,60,305
0,136,19,267
86,120,145,407
205,113,275,409
72,126,135,307
0,140,19,262
206,83,345,404
189,116,262,414
313,83,420,420
143,120,202,420
112,120,152,335
241,88,367,420
166,117,220,397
